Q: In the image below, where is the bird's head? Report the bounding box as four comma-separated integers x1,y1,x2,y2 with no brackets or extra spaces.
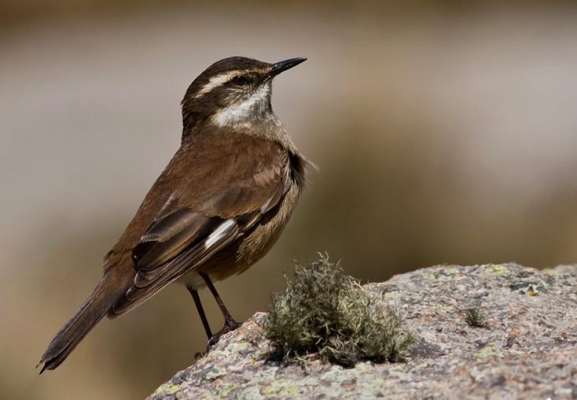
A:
181,56,306,132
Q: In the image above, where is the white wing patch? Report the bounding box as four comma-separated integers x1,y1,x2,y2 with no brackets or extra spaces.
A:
155,191,178,218
205,219,236,249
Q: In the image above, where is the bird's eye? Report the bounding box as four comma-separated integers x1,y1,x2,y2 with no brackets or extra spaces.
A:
231,76,250,86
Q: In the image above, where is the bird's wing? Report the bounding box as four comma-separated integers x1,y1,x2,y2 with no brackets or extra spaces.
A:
110,136,290,316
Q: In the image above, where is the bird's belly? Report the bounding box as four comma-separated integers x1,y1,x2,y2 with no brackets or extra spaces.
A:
177,250,249,290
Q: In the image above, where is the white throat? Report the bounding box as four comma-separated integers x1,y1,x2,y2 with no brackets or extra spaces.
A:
212,84,272,127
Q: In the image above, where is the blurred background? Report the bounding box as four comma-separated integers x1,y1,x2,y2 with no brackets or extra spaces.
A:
2,0,577,398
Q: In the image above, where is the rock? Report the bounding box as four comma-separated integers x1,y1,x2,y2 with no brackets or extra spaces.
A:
149,263,577,399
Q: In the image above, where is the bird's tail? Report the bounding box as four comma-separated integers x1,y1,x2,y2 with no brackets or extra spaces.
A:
38,267,126,373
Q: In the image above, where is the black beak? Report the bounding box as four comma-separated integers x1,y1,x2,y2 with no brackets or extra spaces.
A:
269,57,307,77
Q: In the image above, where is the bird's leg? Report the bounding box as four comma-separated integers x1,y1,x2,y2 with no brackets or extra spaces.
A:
186,285,213,340
199,272,241,346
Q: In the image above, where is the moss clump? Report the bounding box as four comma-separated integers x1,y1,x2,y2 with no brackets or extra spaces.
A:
464,307,487,328
265,255,415,367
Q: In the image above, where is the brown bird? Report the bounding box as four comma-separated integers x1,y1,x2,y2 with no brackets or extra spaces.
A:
39,56,309,372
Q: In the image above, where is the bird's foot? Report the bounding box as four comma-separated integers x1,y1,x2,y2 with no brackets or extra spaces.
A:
207,318,242,347
194,318,242,360
193,319,241,361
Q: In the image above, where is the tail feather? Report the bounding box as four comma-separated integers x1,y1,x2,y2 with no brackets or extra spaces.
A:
38,268,125,373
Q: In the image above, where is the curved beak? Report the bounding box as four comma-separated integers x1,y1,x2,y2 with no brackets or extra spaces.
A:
269,57,307,77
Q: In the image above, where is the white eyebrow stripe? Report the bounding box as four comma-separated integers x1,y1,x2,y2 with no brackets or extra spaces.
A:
195,72,236,99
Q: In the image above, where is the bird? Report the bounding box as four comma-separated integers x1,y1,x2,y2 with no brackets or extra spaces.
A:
38,56,310,373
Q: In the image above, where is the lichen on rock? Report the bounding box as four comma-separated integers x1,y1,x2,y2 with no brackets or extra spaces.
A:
265,254,415,366
149,262,577,400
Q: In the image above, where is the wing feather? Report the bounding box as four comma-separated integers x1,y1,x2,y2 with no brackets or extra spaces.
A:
109,134,292,317
112,220,239,315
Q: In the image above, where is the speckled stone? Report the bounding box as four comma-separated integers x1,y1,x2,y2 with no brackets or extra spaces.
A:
149,264,577,399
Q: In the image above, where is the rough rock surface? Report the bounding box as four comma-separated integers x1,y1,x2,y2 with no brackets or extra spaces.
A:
149,264,577,399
